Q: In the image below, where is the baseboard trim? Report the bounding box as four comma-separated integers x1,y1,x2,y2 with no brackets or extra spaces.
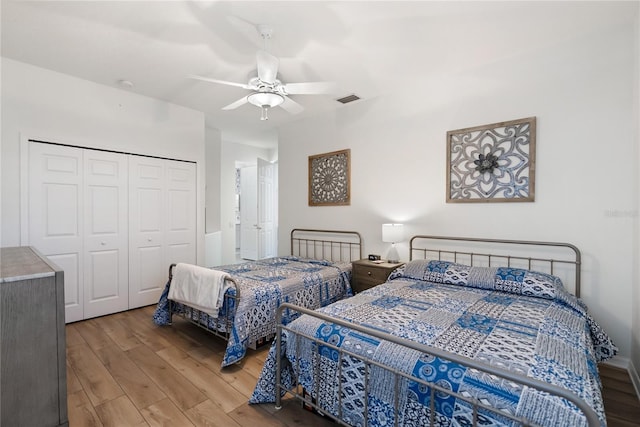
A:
602,355,630,370
602,356,640,400
629,360,640,401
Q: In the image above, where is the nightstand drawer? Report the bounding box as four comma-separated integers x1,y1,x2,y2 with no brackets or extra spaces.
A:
351,259,404,293
353,264,390,282
352,275,385,293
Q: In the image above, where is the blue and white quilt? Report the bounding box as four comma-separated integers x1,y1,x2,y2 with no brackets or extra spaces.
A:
250,260,617,427
153,256,352,367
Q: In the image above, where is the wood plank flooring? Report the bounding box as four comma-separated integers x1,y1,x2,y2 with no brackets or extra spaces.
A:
66,306,640,426
600,364,640,426
66,305,333,427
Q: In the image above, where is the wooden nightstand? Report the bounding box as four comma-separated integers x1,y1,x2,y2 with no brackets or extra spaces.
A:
351,259,404,293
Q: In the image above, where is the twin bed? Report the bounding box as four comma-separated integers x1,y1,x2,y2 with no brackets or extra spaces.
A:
153,229,362,366
153,230,616,426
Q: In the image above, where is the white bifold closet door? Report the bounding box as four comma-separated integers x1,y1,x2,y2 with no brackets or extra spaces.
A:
128,156,196,309
83,150,129,319
26,142,197,321
27,143,128,323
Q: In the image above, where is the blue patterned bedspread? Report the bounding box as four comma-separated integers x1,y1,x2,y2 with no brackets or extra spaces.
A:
153,256,352,366
250,260,617,427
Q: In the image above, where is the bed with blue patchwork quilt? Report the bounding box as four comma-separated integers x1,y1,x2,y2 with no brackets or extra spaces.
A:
153,256,353,367
250,258,617,427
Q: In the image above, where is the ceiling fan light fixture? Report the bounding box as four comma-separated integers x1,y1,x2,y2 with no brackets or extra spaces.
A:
247,91,284,109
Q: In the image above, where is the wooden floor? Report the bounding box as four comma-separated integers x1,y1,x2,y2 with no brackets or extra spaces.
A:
66,306,640,427
600,364,640,427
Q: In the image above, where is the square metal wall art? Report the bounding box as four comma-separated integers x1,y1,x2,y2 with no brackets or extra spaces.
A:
446,117,536,203
308,149,351,206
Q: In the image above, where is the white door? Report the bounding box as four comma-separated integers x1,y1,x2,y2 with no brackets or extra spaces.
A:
129,157,196,308
26,143,196,318
257,158,277,259
240,165,257,260
27,143,85,323
165,160,196,267
129,156,166,308
83,150,129,319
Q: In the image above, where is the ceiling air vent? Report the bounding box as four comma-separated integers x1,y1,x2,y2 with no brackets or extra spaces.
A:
336,94,360,104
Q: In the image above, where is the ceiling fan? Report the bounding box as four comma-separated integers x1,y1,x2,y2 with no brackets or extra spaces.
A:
189,24,336,120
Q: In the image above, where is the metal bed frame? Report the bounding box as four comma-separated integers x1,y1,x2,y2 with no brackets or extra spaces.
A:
409,235,581,296
272,235,599,427
166,228,362,349
167,263,240,343
290,228,363,262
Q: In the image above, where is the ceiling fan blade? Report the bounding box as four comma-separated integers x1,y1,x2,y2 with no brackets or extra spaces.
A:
222,96,249,110
282,82,337,95
225,15,263,47
279,96,304,114
256,50,279,84
188,75,252,90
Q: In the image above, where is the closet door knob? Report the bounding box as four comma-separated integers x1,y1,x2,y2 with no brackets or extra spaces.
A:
147,238,152,242
101,241,106,246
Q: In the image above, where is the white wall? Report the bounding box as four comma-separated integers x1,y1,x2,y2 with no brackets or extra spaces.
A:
205,126,222,233
219,138,276,265
1,58,206,263
278,15,638,364
633,3,640,386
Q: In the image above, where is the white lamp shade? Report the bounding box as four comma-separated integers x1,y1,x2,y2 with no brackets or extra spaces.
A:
382,223,404,243
247,91,284,108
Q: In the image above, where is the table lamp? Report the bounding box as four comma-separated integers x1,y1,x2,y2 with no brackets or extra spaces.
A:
382,223,404,263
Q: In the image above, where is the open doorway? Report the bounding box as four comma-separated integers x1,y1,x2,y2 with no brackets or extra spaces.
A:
236,158,278,261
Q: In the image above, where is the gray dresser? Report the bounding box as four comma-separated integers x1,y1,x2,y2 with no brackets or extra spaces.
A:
1,247,68,427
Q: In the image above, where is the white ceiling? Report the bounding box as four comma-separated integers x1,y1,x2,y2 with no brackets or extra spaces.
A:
1,1,634,147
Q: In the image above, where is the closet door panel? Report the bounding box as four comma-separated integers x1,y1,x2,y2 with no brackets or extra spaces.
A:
84,151,128,319
166,243,193,267
47,253,81,322
165,161,196,266
137,246,165,292
87,250,120,298
28,143,84,323
139,188,163,232
129,156,166,308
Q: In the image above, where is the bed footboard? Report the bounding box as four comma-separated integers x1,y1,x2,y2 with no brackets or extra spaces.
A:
274,303,600,427
167,263,240,343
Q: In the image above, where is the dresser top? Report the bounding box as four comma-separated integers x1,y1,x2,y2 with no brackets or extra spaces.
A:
0,247,57,282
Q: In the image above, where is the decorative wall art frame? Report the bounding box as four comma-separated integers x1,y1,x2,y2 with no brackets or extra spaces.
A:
446,117,536,203
308,149,351,206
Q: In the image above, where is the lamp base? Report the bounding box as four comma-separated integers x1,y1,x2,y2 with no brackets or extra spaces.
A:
386,245,400,264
